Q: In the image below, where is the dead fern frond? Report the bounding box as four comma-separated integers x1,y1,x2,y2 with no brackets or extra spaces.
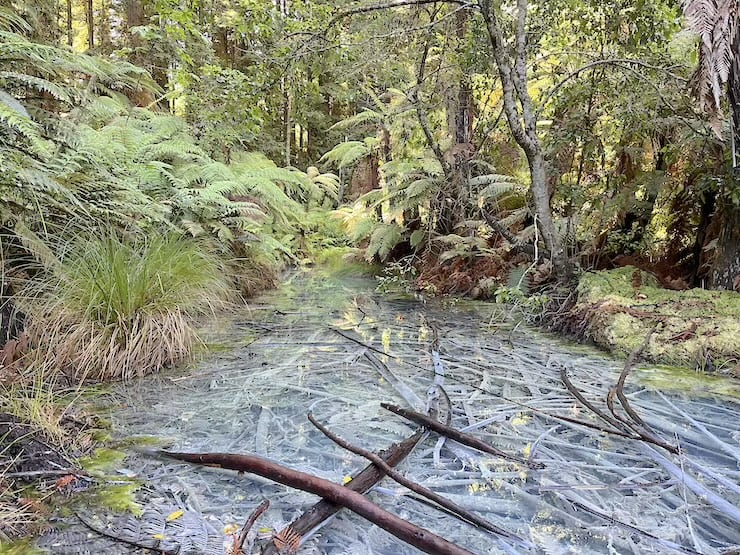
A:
271,525,301,555
681,0,738,134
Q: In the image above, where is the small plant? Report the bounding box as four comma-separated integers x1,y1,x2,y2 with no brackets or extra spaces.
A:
494,285,549,320
23,232,230,381
375,259,418,294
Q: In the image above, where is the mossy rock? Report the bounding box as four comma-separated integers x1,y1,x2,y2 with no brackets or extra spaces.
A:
574,267,740,370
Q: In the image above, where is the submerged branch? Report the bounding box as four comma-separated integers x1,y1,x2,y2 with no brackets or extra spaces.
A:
307,411,529,546
260,429,426,554
381,402,543,468
160,450,476,555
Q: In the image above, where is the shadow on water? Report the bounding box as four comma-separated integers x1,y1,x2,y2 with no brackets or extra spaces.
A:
39,268,740,554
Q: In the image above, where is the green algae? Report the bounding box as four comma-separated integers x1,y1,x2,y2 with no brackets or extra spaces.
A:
77,447,143,515
82,482,142,515
575,267,740,369
635,365,740,399
0,540,43,555
312,246,379,277
79,448,124,476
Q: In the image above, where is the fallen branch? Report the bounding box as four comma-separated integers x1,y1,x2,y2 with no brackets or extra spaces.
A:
381,403,542,469
261,429,425,554
161,450,476,555
307,412,529,547
614,324,660,433
559,366,625,431
2,469,85,480
569,499,702,555
235,500,269,555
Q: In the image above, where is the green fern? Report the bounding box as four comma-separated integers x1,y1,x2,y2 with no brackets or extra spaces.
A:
365,223,403,262
320,140,374,169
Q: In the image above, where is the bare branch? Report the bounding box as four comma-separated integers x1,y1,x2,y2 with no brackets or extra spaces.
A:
330,0,473,27
307,412,529,546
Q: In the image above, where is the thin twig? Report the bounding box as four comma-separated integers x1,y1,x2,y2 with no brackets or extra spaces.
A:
381,402,543,468
236,500,270,554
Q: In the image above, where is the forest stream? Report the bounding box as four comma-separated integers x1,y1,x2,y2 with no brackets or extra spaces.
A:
38,269,739,555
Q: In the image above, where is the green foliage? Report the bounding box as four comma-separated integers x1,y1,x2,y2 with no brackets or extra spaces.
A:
319,140,374,169
375,259,419,295
365,223,403,262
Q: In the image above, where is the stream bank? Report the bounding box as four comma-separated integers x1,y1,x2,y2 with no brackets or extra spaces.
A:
551,266,740,374
22,267,739,555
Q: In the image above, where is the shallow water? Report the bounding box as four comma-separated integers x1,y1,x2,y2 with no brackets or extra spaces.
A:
44,270,740,554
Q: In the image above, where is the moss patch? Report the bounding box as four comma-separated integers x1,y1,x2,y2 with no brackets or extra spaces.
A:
79,448,125,476
0,540,43,555
572,267,740,371
82,482,142,515
635,365,740,399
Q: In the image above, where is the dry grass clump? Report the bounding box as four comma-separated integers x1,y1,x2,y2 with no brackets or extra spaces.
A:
23,232,231,381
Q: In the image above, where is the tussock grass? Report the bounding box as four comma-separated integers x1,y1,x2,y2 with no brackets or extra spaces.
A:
23,232,231,381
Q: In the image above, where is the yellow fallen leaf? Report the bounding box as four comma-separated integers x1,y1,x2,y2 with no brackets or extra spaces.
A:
223,523,239,535
342,476,353,484
166,509,184,522
152,534,166,540
257,527,272,534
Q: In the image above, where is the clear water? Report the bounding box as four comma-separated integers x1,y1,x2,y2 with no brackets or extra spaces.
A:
47,270,740,554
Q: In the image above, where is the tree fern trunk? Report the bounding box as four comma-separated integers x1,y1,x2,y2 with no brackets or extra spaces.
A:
710,20,740,290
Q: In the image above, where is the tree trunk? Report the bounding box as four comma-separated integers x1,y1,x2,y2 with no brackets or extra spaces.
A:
284,83,292,167
86,0,94,49
477,0,569,279
125,0,145,49
710,20,740,290
66,0,72,46
98,0,111,51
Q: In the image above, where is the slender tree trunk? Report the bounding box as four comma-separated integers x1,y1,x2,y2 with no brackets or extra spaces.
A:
710,21,740,290
478,0,569,279
284,83,292,167
86,0,94,49
66,0,73,46
98,0,111,51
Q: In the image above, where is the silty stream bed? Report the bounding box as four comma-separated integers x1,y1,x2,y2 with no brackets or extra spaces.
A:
39,270,740,554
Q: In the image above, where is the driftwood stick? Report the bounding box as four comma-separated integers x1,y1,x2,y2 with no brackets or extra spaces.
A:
235,500,269,554
161,450,475,555
261,429,425,554
608,325,678,454
559,366,626,432
307,412,529,546
381,403,542,469
614,324,659,433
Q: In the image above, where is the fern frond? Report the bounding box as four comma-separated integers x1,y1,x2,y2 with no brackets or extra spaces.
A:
320,140,372,168
329,109,383,131
365,222,403,261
